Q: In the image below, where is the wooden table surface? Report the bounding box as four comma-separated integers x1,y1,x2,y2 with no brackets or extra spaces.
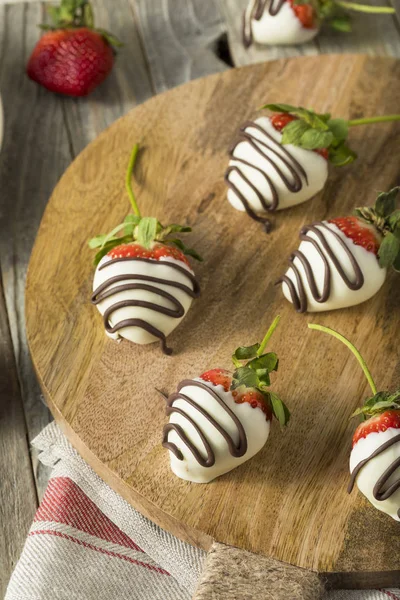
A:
0,0,399,593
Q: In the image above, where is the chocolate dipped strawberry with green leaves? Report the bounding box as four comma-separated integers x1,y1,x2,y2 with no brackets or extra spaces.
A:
162,316,290,483
27,0,122,97
90,144,201,355
309,324,400,521
279,187,400,313
243,0,395,48
225,104,400,231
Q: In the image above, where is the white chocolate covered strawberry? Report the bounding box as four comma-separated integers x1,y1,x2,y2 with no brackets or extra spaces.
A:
243,0,395,48
225,105,400,231
243,0,319,47
225,115,328,231
279,188,400,312
89,144,201,355
162,317,290,483
309,324,400,521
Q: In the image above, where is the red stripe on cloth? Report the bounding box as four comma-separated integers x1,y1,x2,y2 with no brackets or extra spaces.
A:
34,477,142,552
381,591,400,600
29,530,170,575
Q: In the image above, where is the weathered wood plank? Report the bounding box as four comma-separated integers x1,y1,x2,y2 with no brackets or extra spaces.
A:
0,274,37,596
131,0,228,93
0,1,73,499
220,0,400,66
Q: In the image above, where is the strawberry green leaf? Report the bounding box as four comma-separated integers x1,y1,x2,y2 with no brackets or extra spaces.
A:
281,120,310,146
137,217,158,249
329,16,352,31
388,210,400,231
352,390,400,417
299,129,334,150
95,28,124,50
231,367,260,390
393,251,400,272
124,214,141,235
261,103,298,114
328,142,357,167
169,238,203,262
247,352,279,373
327,118,349,142
270,392,290,427
233,344,260,361
378,232,400,268
166,224,192,233
375,187,399,218
88,235,109,249
92,235,131,266
99,222,129,248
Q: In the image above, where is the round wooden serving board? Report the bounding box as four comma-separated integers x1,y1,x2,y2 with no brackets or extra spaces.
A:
26,55,400,588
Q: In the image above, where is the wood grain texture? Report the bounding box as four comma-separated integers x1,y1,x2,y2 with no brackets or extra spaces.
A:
193,542,324,600
0,276,37,595
25,55,400,586
220,0,400,67
131,0,228,93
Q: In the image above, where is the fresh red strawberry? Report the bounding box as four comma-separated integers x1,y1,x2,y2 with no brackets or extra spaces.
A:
108,242,190,267
329,216,381,255
270,113,328,160
289,0,315,28
352,410,400,447
26,0,121,97
200,369,231,392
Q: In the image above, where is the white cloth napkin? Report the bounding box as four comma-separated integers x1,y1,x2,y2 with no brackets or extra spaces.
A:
5,422,400,600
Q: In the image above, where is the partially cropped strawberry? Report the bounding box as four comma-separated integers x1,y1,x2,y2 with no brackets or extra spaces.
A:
243,0,395,48
27,0,122,97
162,316,289,483
90,144,202,355
279,188,400,313
309,324,400,521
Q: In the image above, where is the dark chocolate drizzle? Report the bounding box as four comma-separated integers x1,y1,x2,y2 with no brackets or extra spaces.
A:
277,221,365,313
162,379,248,467
225,120,308,231
243,0,286,48
348,433,400,518
91,257,200,355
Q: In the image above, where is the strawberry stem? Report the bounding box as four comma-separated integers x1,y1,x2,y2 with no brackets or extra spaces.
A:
308,324,377,395
257,315,281,357
125,143,141,218
335,0,395,12
348,115,400,127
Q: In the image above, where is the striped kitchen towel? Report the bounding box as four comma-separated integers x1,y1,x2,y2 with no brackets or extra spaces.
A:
5,422,400,600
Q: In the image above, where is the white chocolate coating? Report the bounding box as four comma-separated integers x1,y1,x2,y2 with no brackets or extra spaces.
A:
227,117,328,215
166,379,270,483
281,221,387,312
93,255,195,345
350,429,400,521
244,0,320,46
